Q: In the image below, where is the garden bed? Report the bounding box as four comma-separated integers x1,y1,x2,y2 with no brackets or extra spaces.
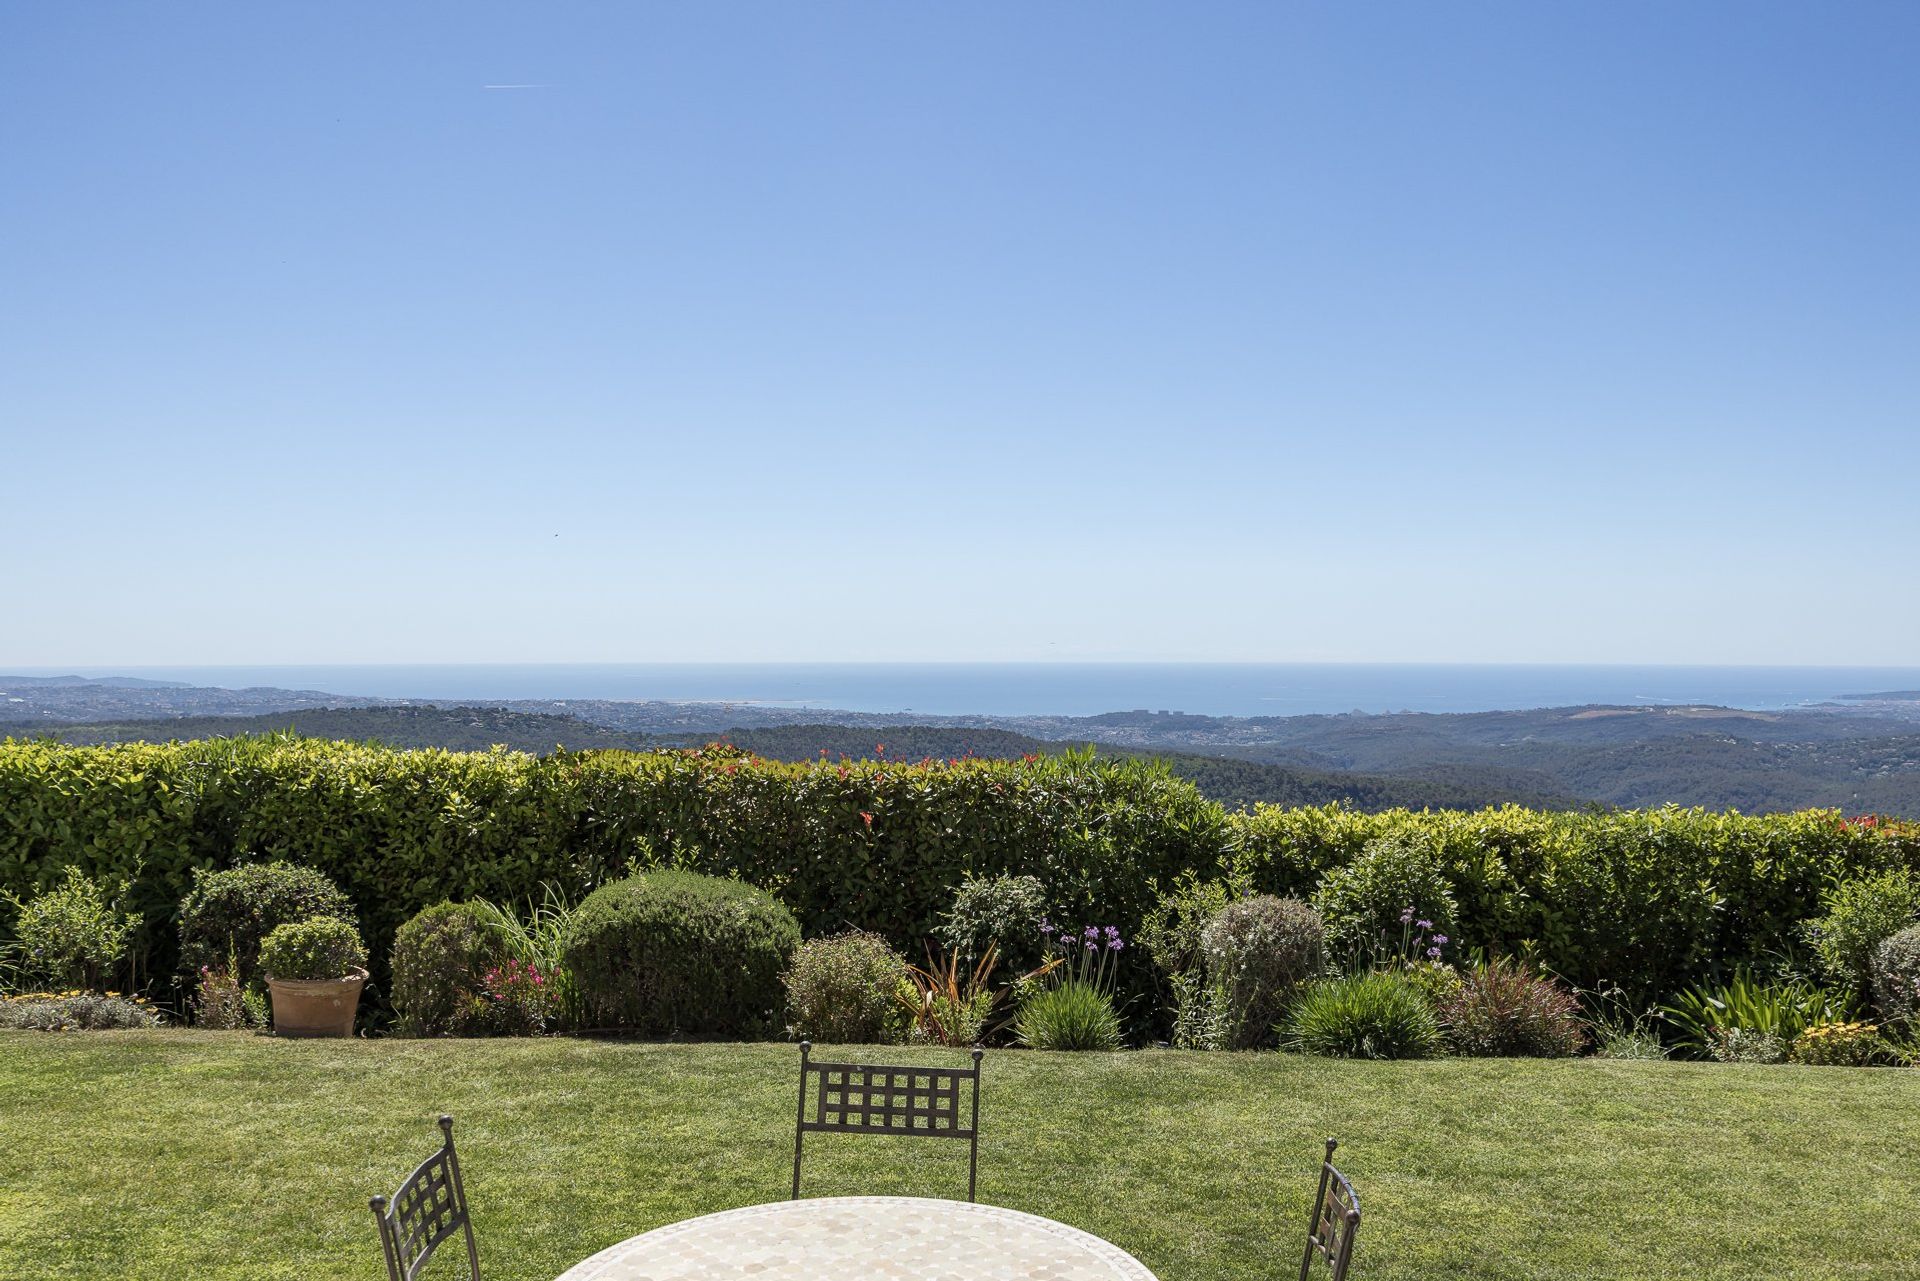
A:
0,1032,1915,1280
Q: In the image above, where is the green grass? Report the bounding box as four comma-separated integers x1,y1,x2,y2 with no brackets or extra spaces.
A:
1,1032,1917,1280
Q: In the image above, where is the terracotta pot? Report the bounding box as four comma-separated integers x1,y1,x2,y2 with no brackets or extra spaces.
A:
267,968,367,1038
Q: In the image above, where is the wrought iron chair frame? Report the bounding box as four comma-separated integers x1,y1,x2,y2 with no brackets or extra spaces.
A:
370,1114,482,1281
792,1040,984,1201
1299,1138,1361,1281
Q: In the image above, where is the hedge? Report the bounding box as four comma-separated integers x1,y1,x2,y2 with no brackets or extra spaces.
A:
0,738,1223,999
1,737,1916,1011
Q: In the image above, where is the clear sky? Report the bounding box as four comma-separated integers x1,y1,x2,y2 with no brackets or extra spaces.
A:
5,3,1916,667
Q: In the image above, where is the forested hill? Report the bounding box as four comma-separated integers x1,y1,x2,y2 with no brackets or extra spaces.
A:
26,708,1577,813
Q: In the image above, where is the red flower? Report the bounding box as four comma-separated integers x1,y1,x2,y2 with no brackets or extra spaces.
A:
859,811,874,828
875,743,886,755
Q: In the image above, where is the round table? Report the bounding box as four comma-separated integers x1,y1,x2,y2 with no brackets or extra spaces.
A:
554,1195,1158,1280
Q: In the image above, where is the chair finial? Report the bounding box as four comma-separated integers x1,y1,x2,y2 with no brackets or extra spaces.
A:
799,1040,813,1060
970,1045,984,1064
1324,1137,1338,1160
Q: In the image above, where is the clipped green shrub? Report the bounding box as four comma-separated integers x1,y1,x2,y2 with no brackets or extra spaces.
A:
1438,957,1586,1058
7,867,138,991
1803,868,1920,999
563,870,800,1037
783,930,908,1043
259,916,367,982
1871,924,1920,1026
178,861,356,986
1199,895,1324,1050
1281,971,1442,1060
390,901,511,1037
938,873,1050,971
1015,979,1122,1051
1312,832,1458,962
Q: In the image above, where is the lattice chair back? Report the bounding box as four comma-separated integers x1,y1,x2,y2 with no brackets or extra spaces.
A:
792,1041,984,1201
370,1115,482,1281
1298,1138,1361,1281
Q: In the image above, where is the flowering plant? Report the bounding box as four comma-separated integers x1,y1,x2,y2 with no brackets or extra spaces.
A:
1037,920,1125,994
478,958,556,1036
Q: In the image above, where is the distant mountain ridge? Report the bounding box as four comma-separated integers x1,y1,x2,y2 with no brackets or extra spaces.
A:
6,675,1919,815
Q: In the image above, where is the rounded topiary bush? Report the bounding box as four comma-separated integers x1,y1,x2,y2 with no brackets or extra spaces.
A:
784,929,908,1044
1312,832,1458,963
178,861,357,984
1200,895,1325,1050
391,901,511,1037
563,870,800,1037
259,916,367,982
1871,923,1920,1025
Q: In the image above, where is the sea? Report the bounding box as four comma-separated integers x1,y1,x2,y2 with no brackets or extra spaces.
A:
21,663,1920,719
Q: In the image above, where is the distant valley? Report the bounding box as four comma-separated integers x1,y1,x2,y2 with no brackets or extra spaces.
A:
7,675,1920,816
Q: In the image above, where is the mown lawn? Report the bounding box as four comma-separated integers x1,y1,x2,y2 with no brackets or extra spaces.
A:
0,1032,1915,1280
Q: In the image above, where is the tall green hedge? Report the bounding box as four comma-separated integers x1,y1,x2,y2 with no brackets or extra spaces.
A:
0,738,1224,995
2,737,1916,1009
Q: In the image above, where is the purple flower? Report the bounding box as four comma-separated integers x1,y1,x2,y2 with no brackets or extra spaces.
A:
1431,934,1449,946
1415,919,1433,931
1399,908,1415,925
1083,925,1100,939
1084,940,1098,951
1103,926,1122,942
1426,946,1442,959
1038,917,1052,935
1109,938,1125,951
1059,933,1075,947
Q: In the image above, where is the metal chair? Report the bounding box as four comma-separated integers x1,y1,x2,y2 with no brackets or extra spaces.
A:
792,1040,984,1201
370,1115,482,1281
1299,1138,1361,1281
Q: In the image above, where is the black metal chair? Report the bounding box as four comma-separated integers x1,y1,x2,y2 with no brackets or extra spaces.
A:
792,1040,984,1201
1299,1138,1361,1281
370,1115,482,1281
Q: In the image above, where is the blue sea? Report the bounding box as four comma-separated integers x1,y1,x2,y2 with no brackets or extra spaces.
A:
23,663,1920,719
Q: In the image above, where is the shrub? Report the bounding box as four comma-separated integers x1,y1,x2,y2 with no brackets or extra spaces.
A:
259,917,367,982
475,958,556,1036
1870,924,1920,1025
6,867,138,991
193,961,254,1030
1437,957,1586,1058
178,861,356,986
1199,895,1324,1050
1710,1028,1787,1064
1281,972,1443,1060
0,991,158,1031
1803,868,1920,999
390,901,510,1038
1790,1020,1888,1067
1312,832,1458,963
939,874,1050,972
784,930,909,1043
562,870,799,1037
1015,980,1122,1051
1661,971,1855,1058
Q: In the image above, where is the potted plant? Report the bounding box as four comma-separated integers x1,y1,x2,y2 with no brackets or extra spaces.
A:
260,916,368,1038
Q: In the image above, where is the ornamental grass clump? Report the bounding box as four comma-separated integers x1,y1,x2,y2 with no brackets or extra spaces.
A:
784,930,909,1044
1199,895,1324,1050
1014,923,1125,1051
1281,971,1443,1060
1437,957,1587,1058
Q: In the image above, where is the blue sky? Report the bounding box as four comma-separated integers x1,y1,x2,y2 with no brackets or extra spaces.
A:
5,3,1916,666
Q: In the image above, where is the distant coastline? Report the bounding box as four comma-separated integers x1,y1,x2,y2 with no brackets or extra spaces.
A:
8,662,1920,719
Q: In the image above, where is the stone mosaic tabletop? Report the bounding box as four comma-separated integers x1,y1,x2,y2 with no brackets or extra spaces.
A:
554,1195,1158,1281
